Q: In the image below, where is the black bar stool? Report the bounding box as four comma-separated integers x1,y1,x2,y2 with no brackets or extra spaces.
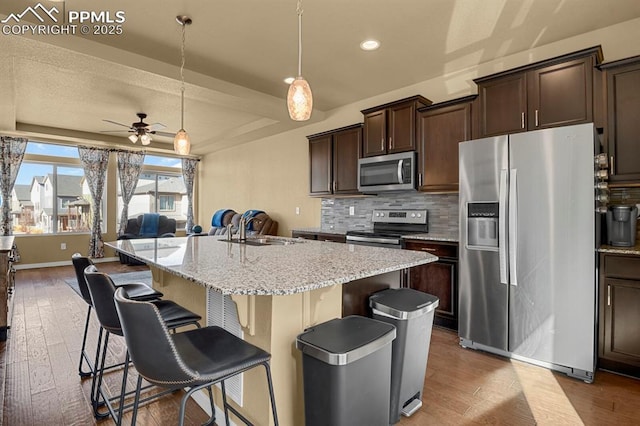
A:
84,265,202,424
71,254,163,378
114,287,279,426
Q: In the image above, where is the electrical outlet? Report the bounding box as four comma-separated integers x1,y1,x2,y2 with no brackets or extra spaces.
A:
349,206,355,216
60,243,67,250
295,207,300,215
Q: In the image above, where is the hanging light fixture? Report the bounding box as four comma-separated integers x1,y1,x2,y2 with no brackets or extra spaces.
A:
174,15,192,155
286,0,313,121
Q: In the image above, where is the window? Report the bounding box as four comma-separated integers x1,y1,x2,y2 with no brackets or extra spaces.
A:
13,142,104,235
117,157,186,230
158,195,175,211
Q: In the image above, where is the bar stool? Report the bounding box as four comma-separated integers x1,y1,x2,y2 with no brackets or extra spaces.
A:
71,254,163,378
84,265,202,424
114,287,279,426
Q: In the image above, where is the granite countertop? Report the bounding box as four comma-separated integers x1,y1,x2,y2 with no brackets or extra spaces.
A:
0,236,15,252
106,235,437,296
598,243,640,255
291,228,458,242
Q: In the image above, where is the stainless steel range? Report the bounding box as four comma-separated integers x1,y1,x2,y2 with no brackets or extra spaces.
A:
346,209,428,248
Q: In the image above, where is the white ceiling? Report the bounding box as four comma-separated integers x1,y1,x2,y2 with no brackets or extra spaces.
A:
2,0,640,155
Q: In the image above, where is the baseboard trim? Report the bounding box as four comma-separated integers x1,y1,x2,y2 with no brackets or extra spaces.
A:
14,257,120,270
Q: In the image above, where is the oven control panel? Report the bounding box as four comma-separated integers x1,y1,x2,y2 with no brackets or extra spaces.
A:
372,209,428,224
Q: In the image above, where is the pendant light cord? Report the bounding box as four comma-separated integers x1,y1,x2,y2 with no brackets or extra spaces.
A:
180,22,186,129
297,0,303,77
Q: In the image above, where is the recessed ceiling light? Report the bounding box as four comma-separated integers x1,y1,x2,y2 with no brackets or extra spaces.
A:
284,77,295,84
360,39,380,51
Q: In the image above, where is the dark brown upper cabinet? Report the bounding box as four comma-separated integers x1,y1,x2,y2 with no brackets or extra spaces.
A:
475,46,603,138
361,95,432,157
308,124,362,196
417,96,476,193
601,56,640,183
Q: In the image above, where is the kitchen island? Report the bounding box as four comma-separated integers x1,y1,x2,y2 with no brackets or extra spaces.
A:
107,235,437,425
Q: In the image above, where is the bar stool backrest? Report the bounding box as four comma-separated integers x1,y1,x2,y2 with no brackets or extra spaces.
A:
114,288,197,385
84,266,123,336
71,254,94,305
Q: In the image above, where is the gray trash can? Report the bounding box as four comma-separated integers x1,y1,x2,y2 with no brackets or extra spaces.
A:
296,315,397,426
370,288,439,424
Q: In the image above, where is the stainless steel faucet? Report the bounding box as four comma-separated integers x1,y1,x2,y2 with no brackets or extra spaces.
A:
238,216,256,242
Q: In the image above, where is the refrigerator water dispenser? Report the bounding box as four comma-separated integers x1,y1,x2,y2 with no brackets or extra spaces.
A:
467,202,499,249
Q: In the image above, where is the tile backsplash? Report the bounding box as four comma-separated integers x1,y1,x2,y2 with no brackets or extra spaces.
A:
321,192,459,235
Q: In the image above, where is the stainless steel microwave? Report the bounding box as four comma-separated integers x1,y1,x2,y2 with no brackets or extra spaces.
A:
357,151,417,193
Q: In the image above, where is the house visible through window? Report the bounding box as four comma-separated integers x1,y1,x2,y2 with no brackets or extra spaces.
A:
117,156,186,230
13,142,104,235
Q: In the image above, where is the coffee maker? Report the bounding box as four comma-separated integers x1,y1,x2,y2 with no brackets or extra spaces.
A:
606,205,638,247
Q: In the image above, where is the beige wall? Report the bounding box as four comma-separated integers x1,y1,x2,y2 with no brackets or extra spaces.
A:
198,19,640,236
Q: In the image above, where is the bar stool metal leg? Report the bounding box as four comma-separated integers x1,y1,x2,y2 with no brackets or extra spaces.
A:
78,305,94,378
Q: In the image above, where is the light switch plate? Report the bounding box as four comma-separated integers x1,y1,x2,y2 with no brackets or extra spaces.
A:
349,206,355,216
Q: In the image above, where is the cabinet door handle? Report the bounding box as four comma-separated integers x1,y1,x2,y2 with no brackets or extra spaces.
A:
607,285,611,306
521,112,525,129
420,247,437,252
389,137,393,149
535,110,539,127
327,181,331,193
418,173,423,187
381,138,384,151
333,181,337,192
610,156,614,176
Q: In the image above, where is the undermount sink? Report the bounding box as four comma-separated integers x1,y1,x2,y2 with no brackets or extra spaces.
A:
221,237,301,246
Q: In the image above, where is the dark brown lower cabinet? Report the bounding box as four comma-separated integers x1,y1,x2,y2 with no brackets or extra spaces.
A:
599,253,640,378
404,240,458,331
291,231,346,243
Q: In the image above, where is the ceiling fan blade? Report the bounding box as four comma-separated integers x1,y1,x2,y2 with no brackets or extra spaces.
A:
100,130,134,133
153,131,177,137
102,119,133,129
147,122,166,131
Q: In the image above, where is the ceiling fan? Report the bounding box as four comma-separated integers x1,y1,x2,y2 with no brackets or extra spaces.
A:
101,112,175,145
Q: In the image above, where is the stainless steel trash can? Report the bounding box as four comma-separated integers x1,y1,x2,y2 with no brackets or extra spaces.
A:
295,315,397,426
370,288,439,424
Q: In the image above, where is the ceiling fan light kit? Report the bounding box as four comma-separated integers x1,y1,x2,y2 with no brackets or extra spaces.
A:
174,15,192,156
287,0,313,121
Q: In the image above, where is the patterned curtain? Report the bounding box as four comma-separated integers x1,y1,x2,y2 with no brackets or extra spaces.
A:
78,146,110,258
116,150,145,235
181,158,198,233
0,137,28,236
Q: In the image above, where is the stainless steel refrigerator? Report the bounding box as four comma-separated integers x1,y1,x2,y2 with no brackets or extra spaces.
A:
458,123,598,382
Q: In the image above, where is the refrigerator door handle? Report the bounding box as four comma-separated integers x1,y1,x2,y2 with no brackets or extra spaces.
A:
499,169,508,285
509,168,518,286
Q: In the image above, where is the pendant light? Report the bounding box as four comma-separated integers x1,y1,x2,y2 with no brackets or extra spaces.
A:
286,0,313,121
174,15,192,155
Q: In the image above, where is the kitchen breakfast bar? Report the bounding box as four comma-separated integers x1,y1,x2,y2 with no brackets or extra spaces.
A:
107,235,437,425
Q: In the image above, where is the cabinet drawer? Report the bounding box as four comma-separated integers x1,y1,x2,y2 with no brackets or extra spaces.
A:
403,240,458,259
604,255,640,280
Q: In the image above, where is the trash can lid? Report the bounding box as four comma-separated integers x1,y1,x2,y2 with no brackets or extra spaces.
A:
370,288,439,320
296,315,396,366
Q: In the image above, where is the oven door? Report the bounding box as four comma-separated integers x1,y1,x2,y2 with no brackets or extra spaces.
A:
358,152,416,193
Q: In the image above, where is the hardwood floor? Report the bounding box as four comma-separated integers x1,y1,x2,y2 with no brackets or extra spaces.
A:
2,262,640,425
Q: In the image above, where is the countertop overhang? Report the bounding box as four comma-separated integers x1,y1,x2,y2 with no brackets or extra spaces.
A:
106,236,437,296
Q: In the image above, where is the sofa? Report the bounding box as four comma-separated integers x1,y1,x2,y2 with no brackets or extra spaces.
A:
117,213,177,264
208,209,278,237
